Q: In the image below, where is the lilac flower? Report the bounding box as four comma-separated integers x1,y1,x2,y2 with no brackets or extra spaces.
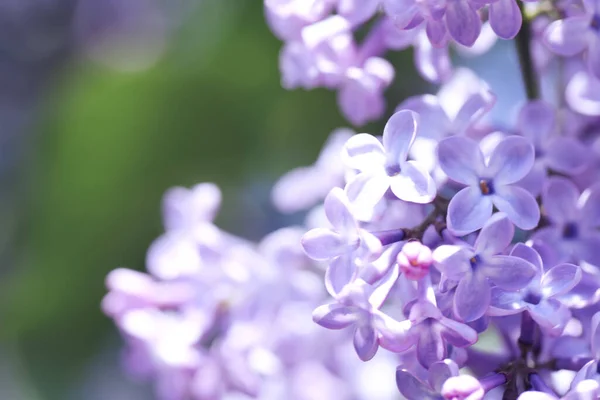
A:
440,375,484,400
543,2,600,79
383,0,484,47
265,0,334,41
395,359,460,399
312,270,412,361
488,243,582,335
271,128,353,213
533,177,600,266
302,188,382,295
515,101,591,196
386,300,478,368
570,312,600,388
518,379,600,400
337,56,395,126
437,134,539,234
342,110,436,216
433,213,537,321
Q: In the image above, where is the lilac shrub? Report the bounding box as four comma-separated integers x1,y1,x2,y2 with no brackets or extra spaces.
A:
101,0,600,398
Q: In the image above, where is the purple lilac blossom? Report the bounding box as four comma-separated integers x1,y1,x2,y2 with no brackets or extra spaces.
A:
437,134,539,234
433,213,537,321
342,109,436,218
534,177,600,266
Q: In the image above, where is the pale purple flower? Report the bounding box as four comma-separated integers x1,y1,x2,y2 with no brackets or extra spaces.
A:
342,110,436,217
301,188,382,294
543,1,600,79
265,0,335,41
395,359,460,399
383,0,483,47
433,213,537,321
437,135,539,235
312,269,411,361
533,177,600,267
271,128,353,213
337,57,395,126
569,312,600,389
385,300,477,367
516,101,591,196
489,243,581,336
518,379,600,400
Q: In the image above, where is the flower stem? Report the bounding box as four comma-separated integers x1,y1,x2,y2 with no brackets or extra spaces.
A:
516,2,539,100
528,373,556,395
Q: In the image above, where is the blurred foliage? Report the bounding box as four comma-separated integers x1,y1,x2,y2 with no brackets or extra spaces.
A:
0,1,423,399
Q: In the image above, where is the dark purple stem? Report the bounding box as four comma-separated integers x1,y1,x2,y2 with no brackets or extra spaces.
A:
518,311,537,356
480,373,508,392
371,229,406,246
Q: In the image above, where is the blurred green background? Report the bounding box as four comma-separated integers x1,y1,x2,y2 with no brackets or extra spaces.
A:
0,1,422,398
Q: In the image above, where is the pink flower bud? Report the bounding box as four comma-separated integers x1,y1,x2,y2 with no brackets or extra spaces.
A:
397,241,432,280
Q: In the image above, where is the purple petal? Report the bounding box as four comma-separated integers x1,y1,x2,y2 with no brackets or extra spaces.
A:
428,360,460,392
414,32,452,84
556,270,600,309
542,176,579,225
354,324,379,361
383,0,420,29
451,90,496,135
517,100,556,145
454,273,491,322
474,212,515,256
489,0,522,39
487,136,535,185
529,299,571,335
344,172,390,220
383,110,418,164
374,311,415,353
417,324,446,368
447,187,493,235
338,76,386,126
492,185,540,230
398,94,451,139
488,288,527,316
589,35,600,80
439,317,478,347
433,245,473,281
342,133,386,172
581,183,600,228
312,303,359,329
396,369,439,400
324,187,356,232
437,135,485,186
545,138,591,175
591,312,600,359
541,263,582,298
390,160,437,204
325,255,356,296
543,17,591,56
579,233,600,267
510,243,544,276
481,255,536,290
516,162,546,198
301,228,347,260
426,18,448,47
445,0,481,47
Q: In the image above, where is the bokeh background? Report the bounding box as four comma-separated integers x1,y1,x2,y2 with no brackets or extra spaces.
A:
0,1,427,399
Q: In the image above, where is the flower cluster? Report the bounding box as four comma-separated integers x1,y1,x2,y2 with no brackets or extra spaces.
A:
102,0,600,398
102,183,401,399
266,0,600,125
